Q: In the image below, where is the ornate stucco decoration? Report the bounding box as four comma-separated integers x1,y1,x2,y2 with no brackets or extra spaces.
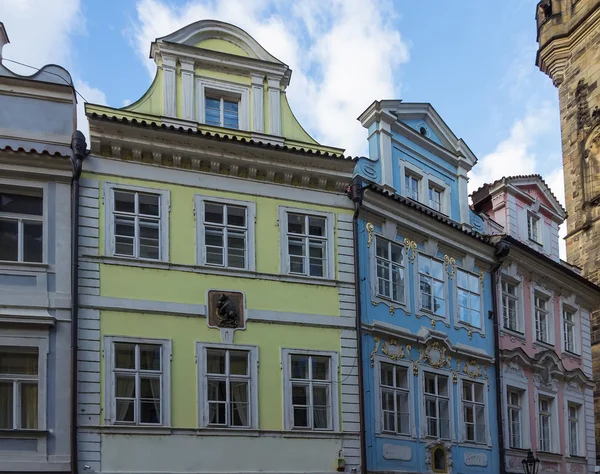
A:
403,238,417,263
462,359,482,379
370,337,381,367
478,269,485,293
425,439,453,474
370,300,403,316
382,339,405,361
565,381,583,395
366,222,374,247
444,255,456,278
423,341,452,369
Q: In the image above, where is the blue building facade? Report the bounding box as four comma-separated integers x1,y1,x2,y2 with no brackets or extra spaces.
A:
353,101,499,473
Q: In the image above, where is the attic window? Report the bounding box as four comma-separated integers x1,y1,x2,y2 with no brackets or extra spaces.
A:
205,96,239,129
420,127,427,136
417,122,430,137
527,212,541,244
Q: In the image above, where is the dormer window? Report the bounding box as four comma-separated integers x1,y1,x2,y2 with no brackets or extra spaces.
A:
527,212,540,243
205,95,239,129
405,174,420,201
428,186,442,212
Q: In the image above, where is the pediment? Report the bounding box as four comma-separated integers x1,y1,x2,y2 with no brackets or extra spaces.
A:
507,177,566,219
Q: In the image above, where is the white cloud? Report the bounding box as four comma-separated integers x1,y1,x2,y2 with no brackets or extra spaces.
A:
0,0,105,146
122,99,132,106
468,101,558,195
129,0,408,155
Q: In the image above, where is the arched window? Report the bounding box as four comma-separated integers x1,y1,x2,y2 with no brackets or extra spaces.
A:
432,446,447,473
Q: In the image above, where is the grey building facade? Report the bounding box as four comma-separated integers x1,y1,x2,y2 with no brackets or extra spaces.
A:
0,23,76,473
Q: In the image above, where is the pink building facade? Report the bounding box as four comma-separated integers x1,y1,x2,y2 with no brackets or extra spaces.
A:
473,175,599,474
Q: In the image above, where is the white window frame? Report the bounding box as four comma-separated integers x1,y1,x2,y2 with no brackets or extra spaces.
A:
419,368,454,441
507,388,523,449
536,392,559,453
196,77,250,131
458,377,490,446
426,175,449,215
503,379,531,450
103,336,172,427
417,252,448,322
373,235,407,305
103,182,170,262
527,212,541,244
281,348,339,432
373,356,415,438
194,195,256,271
561,304,580,355
196,342,259,429
566,401,584,457
204,95,240,129
0,332,48,433
405,173,421,201
428,184,442,212
532,287,553,346
455,268,484,330
0,179,49,265
500,277,523,333
278,206,335,280
398,162,450,215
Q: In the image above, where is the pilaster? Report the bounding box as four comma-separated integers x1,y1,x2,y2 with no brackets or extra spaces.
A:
181,59,195,121
252,74,265,133
267,77,281,136
162,55,177,118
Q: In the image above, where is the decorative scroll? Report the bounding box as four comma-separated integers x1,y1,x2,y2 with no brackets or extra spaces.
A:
444,255,456,278
403,238,417,263
479,269,485,293
366,222,374,247
462,359,483,379
382,339,405,360
370,337,381,367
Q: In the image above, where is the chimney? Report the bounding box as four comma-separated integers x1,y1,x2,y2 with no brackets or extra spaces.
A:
0,22,9,64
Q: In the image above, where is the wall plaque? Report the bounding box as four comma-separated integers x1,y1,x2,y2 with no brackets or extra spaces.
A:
207,290,246,342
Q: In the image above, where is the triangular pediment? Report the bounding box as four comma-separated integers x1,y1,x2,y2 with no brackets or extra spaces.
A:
506,176,567,219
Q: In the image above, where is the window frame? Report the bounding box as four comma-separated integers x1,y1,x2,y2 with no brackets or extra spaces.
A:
373,356,415,438
195,195,256,271
566,402,583,457
561,305,580,355
532,288,553,346
103,336,172,427
405,172,421,202
455,268,484,330
420,369,453,441
204,94,240,129
0,179,48,265
459,377,489,446
417,253,448,322
536,392,558,453
281,348,339,432
196,342,259,429
278,206,335,280
0,332,48,433
500,276,523,334
507,388,523,449
373,235,407,305
527,212,541,244
103,182,170,262
196,78,250,130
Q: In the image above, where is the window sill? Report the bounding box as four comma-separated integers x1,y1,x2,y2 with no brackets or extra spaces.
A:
0,429,49,438
458,441,491,450
376,432,414,441
563,350,582,359
533,339,555,350
374,294,407,310
0,260,48,271
500,328,525,340
567,455,586,461
528,238,543,247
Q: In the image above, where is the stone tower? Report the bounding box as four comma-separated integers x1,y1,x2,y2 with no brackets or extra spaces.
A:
536,0,600,462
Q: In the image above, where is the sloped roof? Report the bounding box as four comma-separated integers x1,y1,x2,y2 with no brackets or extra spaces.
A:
471,174,567,216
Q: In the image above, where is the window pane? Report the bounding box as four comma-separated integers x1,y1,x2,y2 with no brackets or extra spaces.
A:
292,384,309,405
312,356,330,380
291,355,309,379
457,270,467,289
205,227,224,265
115,215,135,257
288,214,305,234
115,400,135,422
381,389,394,411
293,407,309,427
227,232,246,268
390,243,403,264
376,239,388,259
0,219,18,261
138,194,159,216
22,384,39,428
229,351,248,375
223,100,239,129
205,203,224,224
205,98,221,126
140,377,160,398
0,351,38,375
438,377,448,396
381,363,394,387
207,350,226,374
140,345,161,371
114,343,135,369
308,217,326,237
230,381,249,426
115,375,136,397
114,191,135,213
139,220,160,259
313,385,329,406
23,221,43,262
227,206,246,227
313,406,329,429
207,380,227,401
431,260,444,280
309,240,325,277
396,366,408,389
424,375,436,394
140,400,160,424
209,402,226,424
0,193,43,215
0,382,13,428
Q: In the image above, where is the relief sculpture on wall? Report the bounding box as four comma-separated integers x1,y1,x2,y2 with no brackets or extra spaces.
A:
207,290,246,342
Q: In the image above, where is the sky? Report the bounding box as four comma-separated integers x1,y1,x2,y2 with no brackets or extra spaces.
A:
0,0,566,255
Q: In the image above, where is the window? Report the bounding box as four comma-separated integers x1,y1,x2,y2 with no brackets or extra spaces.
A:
282,349,338,431
380,362,410,435
419,256,445,317
197,343,258,429
538,396,552,452
502,280,519,332
428,186,442,212
0,192,43,263
563,309,577,353
205,96,239,129
457,269,481,328
405,174,420,201
535,295,550,344
280,209,333,278
424,372,450,439
507,390,522,449
375,237,405,303
462,380,486,444
205,349,250,427
104,183,170,262
528,213,540,243
202,202,247,269
568,403,580,456
432,446,447,472
0,349,38,429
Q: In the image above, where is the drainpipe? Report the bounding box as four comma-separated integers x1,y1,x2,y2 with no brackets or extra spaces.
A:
347,177,366,474
71,131,87,474
492,239,511,474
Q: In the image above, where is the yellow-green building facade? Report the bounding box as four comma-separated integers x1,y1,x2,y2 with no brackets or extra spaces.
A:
76,20,360,474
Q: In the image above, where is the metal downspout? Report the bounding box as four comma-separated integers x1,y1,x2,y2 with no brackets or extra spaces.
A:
492,239,511,474
71,131,87,474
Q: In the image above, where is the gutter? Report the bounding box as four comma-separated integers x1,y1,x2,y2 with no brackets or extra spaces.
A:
70,131,87,474
348,177,367,474
492,239,511,474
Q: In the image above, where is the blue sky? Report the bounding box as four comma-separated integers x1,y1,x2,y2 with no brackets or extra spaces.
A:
0,0,565,250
